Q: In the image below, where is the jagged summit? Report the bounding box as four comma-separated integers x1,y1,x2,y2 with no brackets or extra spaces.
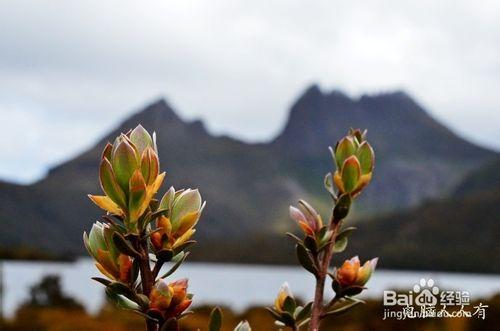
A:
116,98,184,133
296,84,351,108
358,90,411,101
274,85,490,160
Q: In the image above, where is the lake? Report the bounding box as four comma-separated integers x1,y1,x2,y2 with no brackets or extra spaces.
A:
2,259,500,318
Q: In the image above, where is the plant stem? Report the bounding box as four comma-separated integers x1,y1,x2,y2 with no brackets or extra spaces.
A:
309,273,325,331
137,236,157,331
308,219,342,331
138,241,154,296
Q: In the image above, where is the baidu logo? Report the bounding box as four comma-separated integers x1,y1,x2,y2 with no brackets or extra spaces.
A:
382,278,488,320
413,278,439,306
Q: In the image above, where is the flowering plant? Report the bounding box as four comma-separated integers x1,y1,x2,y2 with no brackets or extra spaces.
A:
267,128,378,330
84,125,208,331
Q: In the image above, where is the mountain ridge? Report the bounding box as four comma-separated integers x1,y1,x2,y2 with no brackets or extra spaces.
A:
0,85,497,271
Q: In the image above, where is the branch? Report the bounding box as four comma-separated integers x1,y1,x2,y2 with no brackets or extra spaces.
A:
308,214,343,331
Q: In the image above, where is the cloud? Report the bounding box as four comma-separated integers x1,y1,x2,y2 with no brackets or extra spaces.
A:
0,0,499,182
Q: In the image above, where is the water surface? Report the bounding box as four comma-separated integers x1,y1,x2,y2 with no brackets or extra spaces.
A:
2,259,499,317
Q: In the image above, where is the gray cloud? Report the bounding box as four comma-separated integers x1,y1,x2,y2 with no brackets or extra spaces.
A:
1,0,499,182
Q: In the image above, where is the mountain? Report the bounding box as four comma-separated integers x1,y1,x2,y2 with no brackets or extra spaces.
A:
453,157,500,198
272,85,494,216
0,85,497,271
0,100,302,255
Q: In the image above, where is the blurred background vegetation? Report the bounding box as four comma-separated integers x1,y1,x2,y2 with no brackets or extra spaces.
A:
1,275,497,331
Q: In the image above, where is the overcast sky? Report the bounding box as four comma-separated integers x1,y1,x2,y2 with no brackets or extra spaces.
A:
1,0,499,183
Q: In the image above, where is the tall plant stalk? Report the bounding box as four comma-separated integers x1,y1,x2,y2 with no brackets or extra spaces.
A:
309,215,343,330
268,129,379,331
83,125,205,331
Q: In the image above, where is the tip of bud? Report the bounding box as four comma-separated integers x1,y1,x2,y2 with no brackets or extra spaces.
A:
278,281,294,300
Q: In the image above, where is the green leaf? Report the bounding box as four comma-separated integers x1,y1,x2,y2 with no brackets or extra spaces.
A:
128,170,147,224
336,226,356,241
135,294,150,308
171,251,187,263
159,186,175,211
140,147,159,185
102,215,127,233
234,321,252,331
209,307,223,331
112,232,141,258
102,225,119,261
334,137,356,169
356,141,374,174
160,252,189,279
111,137,139,191
101,142,113,160
316,226,328,240
341,156,361,193
286,232,302,244
331,275,341,294
173,240,196,254
105,287,139,310
303,236,318,255
99,158,127,208
130,124,153,156
295,302,313,321
324,172,336,197
265,307,283,320
88,223,107,258
332,236,348,253
171,189,202,232
156,249,174,262
296,244,317,276
322,299,363,318
317,230,334,251
332,226,356,253
91,277,112,287
341,285,366,297
316,227,334,250
333,194,351,221
108,281,137,302
283,296,296,314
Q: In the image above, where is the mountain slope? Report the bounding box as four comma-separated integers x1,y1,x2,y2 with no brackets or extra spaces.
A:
350,179,500,273
453,157,500,198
